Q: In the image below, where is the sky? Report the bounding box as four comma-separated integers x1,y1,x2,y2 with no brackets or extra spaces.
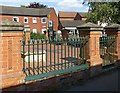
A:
0,0,89,14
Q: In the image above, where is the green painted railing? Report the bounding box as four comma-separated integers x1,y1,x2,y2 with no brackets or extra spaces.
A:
21,36,89,81
100,36,117,66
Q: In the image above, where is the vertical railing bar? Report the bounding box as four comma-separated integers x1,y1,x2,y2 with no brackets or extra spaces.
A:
32,39,35,75
22,39,25,72
50,39,52,71
64,38,66,69
68,38,70,68
86,36,88,59
46,39,48,72
61,39,63,70
114,36,116,63
77,38,78,60
28,40,31,76
104,36,106,65
57,39,59,70
83,37,85,63
71,38,73,67
74,38,76,65
37,39,39,74
42,39,44,73
54,38,56,70
109,37,111,63
115,36,116,62
111,36,113,63
80,38,82,64
110,36,114,63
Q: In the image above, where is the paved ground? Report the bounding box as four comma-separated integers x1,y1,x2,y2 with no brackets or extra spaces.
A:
60,68,120,92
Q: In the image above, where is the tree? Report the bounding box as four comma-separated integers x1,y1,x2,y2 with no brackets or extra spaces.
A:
83,1,120,24
26,2,47,8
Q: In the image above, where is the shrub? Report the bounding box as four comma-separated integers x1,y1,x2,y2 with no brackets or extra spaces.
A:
30,32,46,39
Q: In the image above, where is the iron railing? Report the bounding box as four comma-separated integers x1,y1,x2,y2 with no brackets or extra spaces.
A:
21,36,89,81
100,36,117,66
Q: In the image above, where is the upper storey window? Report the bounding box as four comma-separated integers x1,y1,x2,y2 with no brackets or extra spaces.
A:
33,17,37,23
13,17,19,22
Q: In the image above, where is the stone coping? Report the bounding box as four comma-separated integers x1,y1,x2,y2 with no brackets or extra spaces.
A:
0,19,24,31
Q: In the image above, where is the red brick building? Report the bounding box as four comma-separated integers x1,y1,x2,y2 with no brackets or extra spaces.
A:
0,6,58,34
58,11,86,38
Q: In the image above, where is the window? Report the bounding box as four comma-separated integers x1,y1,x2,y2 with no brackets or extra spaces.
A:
24,17,28,23
33,29,37,33
48,20,53,27
41,18,46,23
24,25,30,31
33,17,37,23
42,29,46,34
13,17,19,22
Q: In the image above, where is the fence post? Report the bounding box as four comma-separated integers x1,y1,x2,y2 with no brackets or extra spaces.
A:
77,22,103,76
0,20,25,89
104,24,120,66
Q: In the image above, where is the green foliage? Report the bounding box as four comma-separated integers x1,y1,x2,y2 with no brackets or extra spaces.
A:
30,32,46,39
83,2,120,24
26,2,47,8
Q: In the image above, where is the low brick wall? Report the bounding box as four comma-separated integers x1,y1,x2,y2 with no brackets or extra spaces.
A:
2,68,90,92
2,63,120,92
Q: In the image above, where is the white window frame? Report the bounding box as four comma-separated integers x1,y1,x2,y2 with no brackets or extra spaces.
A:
32,17,37,23
13,17,19,22
41,18,47,23
42,28,47,34
24,25,30,31
24,17,28,23
33,29,37,33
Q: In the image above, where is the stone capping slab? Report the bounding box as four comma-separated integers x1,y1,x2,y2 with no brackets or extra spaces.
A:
0,19,24,31
77,22,102,28
77,22,103,31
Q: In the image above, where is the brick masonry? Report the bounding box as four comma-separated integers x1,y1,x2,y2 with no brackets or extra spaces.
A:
2,69,90,92
0,20,25,89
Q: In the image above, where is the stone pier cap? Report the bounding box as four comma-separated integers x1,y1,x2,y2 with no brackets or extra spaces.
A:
0,19,24,31
77,22,103,31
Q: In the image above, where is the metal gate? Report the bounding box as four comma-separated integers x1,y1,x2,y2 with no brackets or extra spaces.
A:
100,36,117,66
21,36,89,81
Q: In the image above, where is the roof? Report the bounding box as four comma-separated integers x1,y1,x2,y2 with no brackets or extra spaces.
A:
60,20,86,27
58,11,77,18
77,22,102,28
105,24,120,28
0,6,53,16
78,12,87,17
59,11,87,18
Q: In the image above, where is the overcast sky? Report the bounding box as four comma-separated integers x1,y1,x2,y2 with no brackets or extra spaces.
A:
0,0,89,14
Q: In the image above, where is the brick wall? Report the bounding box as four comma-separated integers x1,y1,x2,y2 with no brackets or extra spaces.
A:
0,20,25,89
2,69,89,92
49,8,58,31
